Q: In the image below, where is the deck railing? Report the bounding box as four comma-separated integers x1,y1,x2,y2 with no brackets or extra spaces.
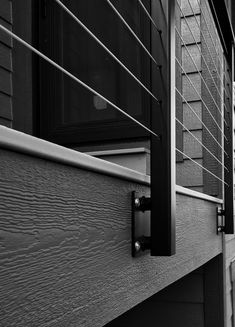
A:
0,0,233,256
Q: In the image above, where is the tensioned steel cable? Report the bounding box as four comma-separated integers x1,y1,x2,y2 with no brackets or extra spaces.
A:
135,0,228,156
187,0,231,108
175,87,228,156
0,24,159,139
54,0,160,104
138,0,228,140
198,0,232,113
176,148,228,186
175,56,227,140
177,0,230,123
176,117,228,171
105,0,160,68
188,0,230,95
187,0,232,127
175,25,226,127
0,24,228,186
178,0,231,120
137,0,161,34
196,0,223,68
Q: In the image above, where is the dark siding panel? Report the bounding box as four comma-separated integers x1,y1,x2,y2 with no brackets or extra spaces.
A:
0,18,12,47
225,236,235,326
0,116,11,127
0,0,12,24
12,0,33,134
0,2,12,127
0,42,12,71
107,302,204,327
0,92,12,119
0,66,12,95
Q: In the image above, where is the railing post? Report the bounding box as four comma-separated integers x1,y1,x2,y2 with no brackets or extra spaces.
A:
150,0,176,256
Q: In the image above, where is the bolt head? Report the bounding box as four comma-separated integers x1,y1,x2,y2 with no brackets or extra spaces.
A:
134,198,140,208
134,241,141,252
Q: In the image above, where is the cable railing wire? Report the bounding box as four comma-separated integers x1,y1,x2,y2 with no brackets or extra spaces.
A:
105,0,160,69
176,0,230,122
175,87,228,156
175,26,226,128
137,0,161,34
187,0,231,106
175,56,227,140
1,8,228,189
176,117,228,171
54,0,160,105
0,24,160,139
196,0,224,68
187,0,232,125
175,148,228,186
188,0,231,110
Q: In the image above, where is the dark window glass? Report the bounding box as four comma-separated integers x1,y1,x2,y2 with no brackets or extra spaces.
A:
38,0,151,145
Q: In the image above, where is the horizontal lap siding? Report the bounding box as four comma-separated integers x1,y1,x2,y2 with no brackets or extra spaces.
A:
0,1,12,126
0,149,223,327
225,235,235,327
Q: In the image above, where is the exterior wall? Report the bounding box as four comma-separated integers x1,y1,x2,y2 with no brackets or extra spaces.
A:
0,147,223,327
106,256,224,327
225,235,235,327
0,0,12,128
176,0,203,192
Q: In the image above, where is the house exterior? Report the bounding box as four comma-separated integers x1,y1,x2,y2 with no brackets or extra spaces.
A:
0,0,235,326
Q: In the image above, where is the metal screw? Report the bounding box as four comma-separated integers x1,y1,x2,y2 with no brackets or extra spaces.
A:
134,241,141,252
134,198,140,208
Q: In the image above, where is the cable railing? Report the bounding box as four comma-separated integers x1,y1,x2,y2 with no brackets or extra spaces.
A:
175,0,227,201
1,0,234,252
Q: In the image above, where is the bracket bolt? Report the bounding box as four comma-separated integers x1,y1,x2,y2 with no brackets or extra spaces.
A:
134,241,141,252
134,198,140,208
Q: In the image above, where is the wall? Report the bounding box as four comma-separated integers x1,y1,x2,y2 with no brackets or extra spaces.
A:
0,147,223,327
225,235,235,327
106,256,224,327
0,0,13,128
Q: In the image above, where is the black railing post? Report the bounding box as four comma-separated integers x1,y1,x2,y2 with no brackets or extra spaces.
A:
150,0,176,256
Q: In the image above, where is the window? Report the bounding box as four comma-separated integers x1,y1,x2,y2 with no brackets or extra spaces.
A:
38,0,151,145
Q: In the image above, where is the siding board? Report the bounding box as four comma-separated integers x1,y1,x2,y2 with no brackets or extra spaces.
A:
0,18,12,48
0,66,12,95
182,73,201,101
183,101,202,130
0,149,222,327
0,116,11,127
0,42,12,71
0,92,12,120
177,159,203,186
181,15,200,44
0,0,12,24
0,2,12,126
184,130,202,158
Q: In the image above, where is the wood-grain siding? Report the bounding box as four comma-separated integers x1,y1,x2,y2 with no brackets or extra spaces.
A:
225,235,235,327
0,1,12,127
0,148,223,327
107,256,224,327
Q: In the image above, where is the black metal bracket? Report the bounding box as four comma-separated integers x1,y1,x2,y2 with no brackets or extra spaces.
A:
134,195,151,212
216,207,225,234
132,191,151,257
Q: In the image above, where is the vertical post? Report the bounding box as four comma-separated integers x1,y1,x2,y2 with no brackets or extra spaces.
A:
150,0,176,256
224,43,234,234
